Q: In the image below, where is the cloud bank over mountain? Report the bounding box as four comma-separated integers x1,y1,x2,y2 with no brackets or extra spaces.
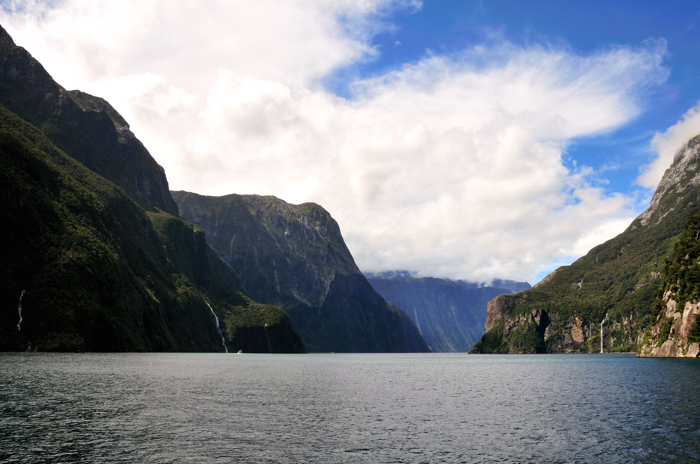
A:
1,0,674,281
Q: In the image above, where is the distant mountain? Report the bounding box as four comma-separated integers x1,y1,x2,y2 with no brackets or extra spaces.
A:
366,273,530,352
471,134,700,355
0,26,178,215
0,26,303,353
172,191,430,353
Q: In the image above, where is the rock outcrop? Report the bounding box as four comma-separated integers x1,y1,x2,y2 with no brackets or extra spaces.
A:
639,294,700,357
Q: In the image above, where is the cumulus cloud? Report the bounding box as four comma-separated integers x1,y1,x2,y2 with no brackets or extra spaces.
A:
1,0,671,281
637,101,700,189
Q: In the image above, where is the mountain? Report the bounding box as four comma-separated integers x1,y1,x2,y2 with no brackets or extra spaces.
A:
172,191,430,353
639,207,700,357
366,273,530,352
0,26,178,215
470,134,700,354
0,26,304,353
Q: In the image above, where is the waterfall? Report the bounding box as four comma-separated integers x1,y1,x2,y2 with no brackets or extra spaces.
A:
263,323,272,353
600,314,607,354
413,307,423,335
206,303,228,353
16,290,25,331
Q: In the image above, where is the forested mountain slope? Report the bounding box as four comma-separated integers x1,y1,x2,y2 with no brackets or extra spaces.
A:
471,134,700,354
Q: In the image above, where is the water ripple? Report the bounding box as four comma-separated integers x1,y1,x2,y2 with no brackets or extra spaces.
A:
0,353,698,463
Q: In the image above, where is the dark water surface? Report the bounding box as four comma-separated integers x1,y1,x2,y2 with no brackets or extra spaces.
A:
1,353,698,463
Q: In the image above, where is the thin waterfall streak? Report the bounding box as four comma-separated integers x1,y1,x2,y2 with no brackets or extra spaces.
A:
16,290,25,331
264,323,272,353
600,314,607,354
206,302,228,353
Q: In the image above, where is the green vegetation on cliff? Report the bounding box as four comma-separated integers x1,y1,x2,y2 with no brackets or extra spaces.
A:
472,135,700,354
637,207,700,356
0,25,304,353
654,207,700,310
0,101,303,353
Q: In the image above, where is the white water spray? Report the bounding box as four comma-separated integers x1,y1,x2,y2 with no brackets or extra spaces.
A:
206,302,228,353
16,290,25,331
263,323,272,353
600,314,608,354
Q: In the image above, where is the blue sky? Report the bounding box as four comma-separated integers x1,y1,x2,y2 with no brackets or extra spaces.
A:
349,0,700,199
3,1,700,284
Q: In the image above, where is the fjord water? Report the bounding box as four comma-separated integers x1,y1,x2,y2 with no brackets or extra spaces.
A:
1,354,698,463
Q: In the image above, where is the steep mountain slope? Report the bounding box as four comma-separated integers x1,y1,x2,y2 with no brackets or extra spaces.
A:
0,26,304,353
173,191,430,353
471,134,700,354
0,26,178,215
639,207,700,357
0,104,303,352
366,273,529,352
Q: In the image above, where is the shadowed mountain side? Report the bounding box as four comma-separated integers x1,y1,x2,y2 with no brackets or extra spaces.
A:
0,25,178,215
471,134,700,354
0,103,303,353
367,275,524,352
172,191,430,353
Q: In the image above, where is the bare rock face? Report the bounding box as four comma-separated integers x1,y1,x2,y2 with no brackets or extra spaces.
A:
639,294,700,358
638,136,700,227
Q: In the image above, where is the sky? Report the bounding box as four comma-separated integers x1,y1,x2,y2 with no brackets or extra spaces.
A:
2,0,700,284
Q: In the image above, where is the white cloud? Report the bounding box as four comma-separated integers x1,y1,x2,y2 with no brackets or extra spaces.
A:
637,101,700,189
1,0,671,282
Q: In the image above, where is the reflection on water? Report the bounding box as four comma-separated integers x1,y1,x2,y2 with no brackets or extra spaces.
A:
0,353,698,463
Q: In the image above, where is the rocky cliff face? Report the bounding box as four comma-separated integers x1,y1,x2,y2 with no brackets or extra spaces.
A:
638,206,700,357
471,134,700,354
0,26,178,215
366,273,529,352
173,191,430,353
639,294,700,357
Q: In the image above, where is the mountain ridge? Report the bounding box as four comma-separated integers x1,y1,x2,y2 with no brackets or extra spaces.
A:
0,25,178,215
173,191,430,353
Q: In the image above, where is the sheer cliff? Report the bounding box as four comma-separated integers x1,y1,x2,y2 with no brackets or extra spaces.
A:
173,191,430,353
471,134,700,354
